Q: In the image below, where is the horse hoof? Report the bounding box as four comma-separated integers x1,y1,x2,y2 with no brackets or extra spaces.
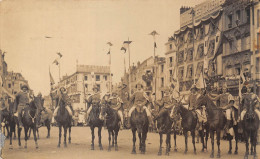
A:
251,152,254,155
24,145,27,149
69,141,71,144
244,155,248,159
131,150,136,154
228,151,232,155
165,152,169,156
115,146,118,151
36,146,39,149
174,148,178,152
184,151,187,154
194,151,197,155
108,148,111,152
234,151,238,155
9,145,13,149
91,146,94,150
57,144,60,148
99,146,103,150
158,152,162,156
217,153,221,158
201,149,204,152
210,154,214,158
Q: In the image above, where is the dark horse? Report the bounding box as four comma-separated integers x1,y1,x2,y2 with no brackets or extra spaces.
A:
89,105,104,150
172,103,198,154
130,106,149,154
100,104,120,151
154,108,173,156
55,99,72,148
0,107,11,138
196,94,226,158
241,98,259,159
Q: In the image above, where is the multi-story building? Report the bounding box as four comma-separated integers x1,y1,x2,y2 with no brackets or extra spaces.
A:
165,37,177,88
4,71,29,96
172,0,225,94
51,65,111,110
154,57,166,99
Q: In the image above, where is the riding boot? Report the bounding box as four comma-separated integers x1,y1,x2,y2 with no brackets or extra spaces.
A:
224,120,231,133
126,117,131,129
148,116,154,128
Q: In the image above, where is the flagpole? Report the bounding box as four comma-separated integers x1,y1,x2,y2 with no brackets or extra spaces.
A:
128,38,131,96
191,9,196,84
109,48,112,93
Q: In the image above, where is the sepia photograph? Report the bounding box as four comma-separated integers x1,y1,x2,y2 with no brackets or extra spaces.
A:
0,0,260,158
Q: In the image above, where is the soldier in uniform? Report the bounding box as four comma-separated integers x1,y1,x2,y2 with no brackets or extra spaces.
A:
240,83,260,121
127,83,153,128
85,85,101,124
208,83,234,131
14,84,30,128
108,91,124,129
154,87,175,120
182,84,206,130
53,87,74,118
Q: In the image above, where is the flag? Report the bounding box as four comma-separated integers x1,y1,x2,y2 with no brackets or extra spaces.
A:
196,72,206,89
124,40,132,44
49,67,55,86
107,42,113,46
53,59,59,65
107,50,110,55
57,52,63,58
121,47,127,53
149,30,159,36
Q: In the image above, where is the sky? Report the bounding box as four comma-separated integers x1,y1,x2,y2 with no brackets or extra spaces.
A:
0,0,205,96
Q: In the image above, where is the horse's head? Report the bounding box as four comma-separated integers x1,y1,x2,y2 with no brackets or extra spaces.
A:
33,97,44,112
135,106,145,113
99,104,109,120
196,94,207,109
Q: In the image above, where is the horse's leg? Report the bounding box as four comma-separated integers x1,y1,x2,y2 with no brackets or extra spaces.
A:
98,126,103,150
9,123,14,149
158,133,162,156
28,127,31,139
47,122,50,138
24,127,28,149
111,131,114,147
210,131,214,158
184,131,188,154
33,127,38,149
234,126,238,154
216,130,221,158
138,133,142,151
244,132,249,159
63,126,67,148
57,126,61,148
191,130,196,154
37,128,40,139
13,125,16,139
108,130,111,151
205,129,209,151
228,134,232,154
131,129,136,154
18,127,22,148
174,131,177,152
142,131,147,154
6,124,10,139
165,133,170,156
199,130,205,152
114,130,118,151
91,127,95,150
68,126,71,144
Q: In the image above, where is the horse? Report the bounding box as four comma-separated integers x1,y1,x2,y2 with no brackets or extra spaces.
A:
196,94,227,158
130,106,149,154
55,98,72,148
22,97,45,149
172,103,198,154
154,108,173,156
88,104,104,150
99,104,120,151
0,107,11,138
241,99,259,159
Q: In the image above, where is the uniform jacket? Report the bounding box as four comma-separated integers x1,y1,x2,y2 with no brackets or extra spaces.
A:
15,91,30,106
130,91,149,107
109,96,123,111
186,93,200,110
155,95,173,110
242,92,260,110
87,93,101,107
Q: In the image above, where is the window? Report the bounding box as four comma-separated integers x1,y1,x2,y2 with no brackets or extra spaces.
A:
8,83,11,88
96,75,100,81
258,33,260,51
228,14,232,28
103,75,107,81
187,49,193,62
187,64,193,78
178,51,184,63
85,84,88,91
169,70,173,82
236,10,241,25
178,67,184,79
257,9,260,27
161,78,164,87
197,44,204,59
84,75,88,81
256,57,260,73
246,8,250,24
169,44,172,50
96,84,100,90
161,65,164,73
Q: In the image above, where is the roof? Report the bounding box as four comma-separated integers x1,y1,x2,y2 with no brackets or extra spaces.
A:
76,65,110,74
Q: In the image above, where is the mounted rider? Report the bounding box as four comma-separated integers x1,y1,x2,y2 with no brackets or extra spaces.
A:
208,83,234,132
127,82,153,128
154,86,176,120
14,84,32,128
53,87,74,119
107,90,124,129
85,84,101,124
182,84,207,130
240,82,260,121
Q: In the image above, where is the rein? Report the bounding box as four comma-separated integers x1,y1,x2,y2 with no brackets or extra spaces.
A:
28,109,37,124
